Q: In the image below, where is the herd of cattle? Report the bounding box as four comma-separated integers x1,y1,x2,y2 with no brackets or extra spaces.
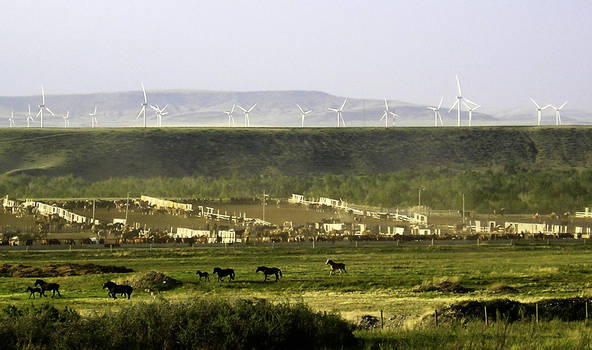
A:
23,260,347,300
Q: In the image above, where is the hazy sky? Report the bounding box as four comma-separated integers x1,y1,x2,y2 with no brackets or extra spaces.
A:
1,0,590,111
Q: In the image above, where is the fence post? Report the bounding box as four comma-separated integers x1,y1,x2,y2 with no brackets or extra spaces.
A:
435,310,438,326
396,240,399,247
110,244,112,252
484,305,488,325
477,238,480,246
431,238,434,246
356,241,358,248
586,301,589,321
536,303,539,324
380,309,384,329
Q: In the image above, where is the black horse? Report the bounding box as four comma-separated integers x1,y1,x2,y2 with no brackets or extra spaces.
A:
26,286,42,299
213,267,235,282
325,259,347,275
34,279,61,297
103,281,133,300
196,270,210,282
256,266,282,282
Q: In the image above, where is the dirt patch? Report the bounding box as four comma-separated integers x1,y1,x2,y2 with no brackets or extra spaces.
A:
413,277,473,293
117,271,181,291
488,282,519,294
427,298,592,324
0,263,133,278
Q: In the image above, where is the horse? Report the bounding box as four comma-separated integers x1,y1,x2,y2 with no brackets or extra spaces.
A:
195,270,210,282
213,267,235,282
325,259,347,275
103,281,133,300
34,279,61,297
26,286,42,299
144,287,161,300
256,266,282,282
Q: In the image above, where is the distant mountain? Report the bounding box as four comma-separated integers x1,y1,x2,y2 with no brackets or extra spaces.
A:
0,90,587,128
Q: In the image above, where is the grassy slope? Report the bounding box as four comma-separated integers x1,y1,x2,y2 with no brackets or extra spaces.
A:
2,127,592,180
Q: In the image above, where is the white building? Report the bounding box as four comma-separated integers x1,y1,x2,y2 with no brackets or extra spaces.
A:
173,227,210,239
323,223,345,233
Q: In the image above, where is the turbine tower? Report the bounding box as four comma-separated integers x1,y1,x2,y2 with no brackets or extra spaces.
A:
530,98,551,126
36,86,55,128
462,99,480,127
448,75,464,126
62,111,70,128
550,101,568,125
297,104,312,128
8,111,15,127
89,105,98,128
427,97,444,126
25,105,34,128
136,83,149,128
237,104,256,127
380,99,397,127
328,98,347,127
150,104,168,127
224,104,236,127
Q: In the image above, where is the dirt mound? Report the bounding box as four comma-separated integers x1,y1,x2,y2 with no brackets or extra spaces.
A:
489,282,519,294
0,263,133,277
117,271,181,291
429,298,592,324
413,277,473,293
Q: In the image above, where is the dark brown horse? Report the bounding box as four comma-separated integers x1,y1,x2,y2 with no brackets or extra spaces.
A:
196,270,210,282
26,286,42,299
34,279,61,297
103,281,133,300
256,266,282,282
325,259,347,275
213,267,235,282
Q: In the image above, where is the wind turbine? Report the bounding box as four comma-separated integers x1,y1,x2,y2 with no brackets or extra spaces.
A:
25,105,34,128
380,99,397,127
448,75,465,126
462,99,480,127
530,98,551,126
62,111,70,128
150,104,168,127
136,83,149,127
224,104,236,127
297,104,312,128
89,105,98,128
550,101,568,125
8,111,15,127
328,98,347,127
427,97,444,126
36,86,55,128
237,104,256,127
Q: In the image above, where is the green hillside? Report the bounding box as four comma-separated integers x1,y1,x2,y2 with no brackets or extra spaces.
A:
2,126,592,212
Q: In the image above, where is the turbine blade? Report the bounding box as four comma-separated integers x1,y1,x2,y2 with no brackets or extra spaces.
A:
136,107,144,119
530,98,540,109
304,110,312,114
384,99,389,111
237,105,247,112
448,100,459,113
456,75,462,96
297,104,304,114
438,96,444,109
328,108,338,112
161,105,168,112
141,83,147,102
558,101,568,110
230,104,235,113
45,107,55,116
340,98,348,110
248,104,256,112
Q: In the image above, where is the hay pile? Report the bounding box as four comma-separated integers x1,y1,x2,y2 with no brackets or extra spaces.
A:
0,263,133,277
413,277,473,293
117,271,181,291
488,282,519,294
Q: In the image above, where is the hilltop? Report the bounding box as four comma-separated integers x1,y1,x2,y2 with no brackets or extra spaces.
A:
1,127,592,180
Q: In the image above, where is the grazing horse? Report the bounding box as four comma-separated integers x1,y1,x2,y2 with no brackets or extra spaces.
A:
26,286,42,299
34,279,61,297
195,270,210,282
256,266,282,282
325,259,347,275
213,267,235,282
103,281,133,300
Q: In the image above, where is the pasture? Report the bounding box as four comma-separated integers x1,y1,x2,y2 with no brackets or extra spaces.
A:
1,242,592,323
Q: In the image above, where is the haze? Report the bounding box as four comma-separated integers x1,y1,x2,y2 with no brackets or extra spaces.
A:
1,0,590,112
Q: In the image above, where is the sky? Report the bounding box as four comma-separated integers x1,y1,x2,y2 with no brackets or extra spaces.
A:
0,0,590,111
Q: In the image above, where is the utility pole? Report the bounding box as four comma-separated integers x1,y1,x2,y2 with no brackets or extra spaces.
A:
418,187,425,207
462,193,465,223
125,192,130,225
92,199,96,224
262,190,267,222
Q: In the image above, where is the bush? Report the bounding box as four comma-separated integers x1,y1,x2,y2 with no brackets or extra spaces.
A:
0,299,356,350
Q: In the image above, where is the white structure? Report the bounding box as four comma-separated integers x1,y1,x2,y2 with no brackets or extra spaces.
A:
237,104,256,127
150,104,168,127
462,99,480,127
35,202,89,224
25,105,34,128
411,213,428,225
550,102,568,125
89,106,98,128
427,97,444,127
328,98,347,127
380,99,397,127
8,111,15,127
224,104,236,127
36,86,56,128
62,111,70,128
297,104,312,128
473,220,498,233
318,197,341,207
323,223,345,232
2,195,18,208
173,227,210,239
219,229,236,244
505,222,547,234
136,83,150,128
448,75,465,127
530,98,550,126
576,208,592,218
113,218,127,225
140,195,193,211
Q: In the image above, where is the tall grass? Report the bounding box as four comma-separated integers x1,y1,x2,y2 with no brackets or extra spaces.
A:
0,299,356,350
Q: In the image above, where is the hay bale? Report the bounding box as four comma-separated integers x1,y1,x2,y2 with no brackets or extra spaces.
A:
489,282,519,294
413,276,473,293
117,271,181,291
